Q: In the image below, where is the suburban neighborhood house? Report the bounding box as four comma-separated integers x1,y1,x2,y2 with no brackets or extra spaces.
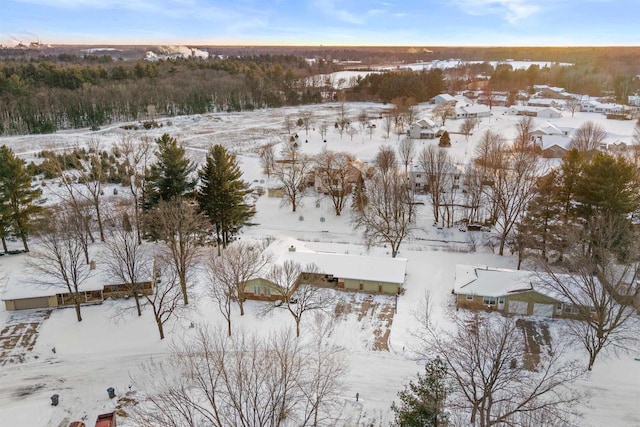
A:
507,105,563,118
2,262,155,311
313,159,372,195
244,238,408,301
430,93,456,104
453,264,587,318
408,117,444,139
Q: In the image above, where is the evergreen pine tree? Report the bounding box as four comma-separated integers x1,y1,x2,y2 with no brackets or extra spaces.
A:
0,145,43,252
196,145,254,253
519,170,563,263
145,133,195,209
391,357,449,427
438,131,451,147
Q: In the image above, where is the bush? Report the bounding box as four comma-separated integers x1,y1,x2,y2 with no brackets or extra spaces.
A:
438,131,451,147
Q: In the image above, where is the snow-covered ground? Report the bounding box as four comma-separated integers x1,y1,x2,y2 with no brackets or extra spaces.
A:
0,102,638,426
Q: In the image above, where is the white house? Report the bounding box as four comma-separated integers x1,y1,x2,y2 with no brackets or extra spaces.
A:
430,93,456,105
507,106,562,118
408,118,443,139
454,104,491,119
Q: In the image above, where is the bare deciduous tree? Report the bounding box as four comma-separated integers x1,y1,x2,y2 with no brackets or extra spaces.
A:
382,113,393,139
428,313,585,427
353,147,417,257
116,135,152,244
565,98,581,117
267,260,328,337
104,215,152,316
514,116,535,152
460,117,475,142
272,146,312,213
258,142,276,179
29,213,93,322
300,110,313,135
133,325,346,427
418,145,452,225
77,139,106,242
150,199,206,305
570,121,607,152
315,148,356,216
398,137,416,174
484,149,540,255
206,241,271,329
143,259,183,340
433,102,456,126
540,213,640,370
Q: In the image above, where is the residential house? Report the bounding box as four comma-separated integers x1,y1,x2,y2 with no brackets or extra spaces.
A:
430,93,456,105
2,262,156,311
454,265,586,318
313,159,371,195
244,238,408,301
581,99,625,114
477,93,509,107
526,98,565,108
532,134,571,158
507,106,562,118
531,123,570,136
454,104,491,119
408,118,444,139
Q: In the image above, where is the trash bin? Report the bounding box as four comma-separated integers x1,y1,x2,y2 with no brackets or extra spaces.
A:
107,387,116,399
51,394,59,406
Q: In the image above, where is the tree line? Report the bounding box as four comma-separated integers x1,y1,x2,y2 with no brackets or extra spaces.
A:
0,55,330,135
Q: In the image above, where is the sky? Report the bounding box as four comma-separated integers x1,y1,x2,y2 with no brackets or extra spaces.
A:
1,0,638,46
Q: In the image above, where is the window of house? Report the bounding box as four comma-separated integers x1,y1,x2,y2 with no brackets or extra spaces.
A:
466,294,473,301
556,303,563,312
253,285,260,295
498,297,505,305
571,306,579,314
483,296,497,306
564,304,572,313
263,287,271,296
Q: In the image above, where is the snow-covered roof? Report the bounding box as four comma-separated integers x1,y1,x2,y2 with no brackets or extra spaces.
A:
1,262,152,300
457,104,490,114
431,93,456,103
2,269,105,300
261,238,407,285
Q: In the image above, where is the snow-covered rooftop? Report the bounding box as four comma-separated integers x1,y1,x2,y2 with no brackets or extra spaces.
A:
263,238,407,285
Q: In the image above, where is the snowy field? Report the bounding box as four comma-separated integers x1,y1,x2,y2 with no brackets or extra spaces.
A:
0,101,639,426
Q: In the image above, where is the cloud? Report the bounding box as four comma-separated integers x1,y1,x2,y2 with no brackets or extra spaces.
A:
451,0,542,24
311,0,364,25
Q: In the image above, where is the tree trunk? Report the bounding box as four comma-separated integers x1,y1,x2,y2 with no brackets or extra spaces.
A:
296,318,301,337
156,318,165,340
1,237,7,253
134,290,142,316
238,296,245,316
74,302,83,322
227,317,232,337
95,201,105,242
20,231,29,252
181,277,189,305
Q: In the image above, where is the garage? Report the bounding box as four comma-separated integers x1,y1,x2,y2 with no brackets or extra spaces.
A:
507,300,528,315
12,297,51,311
532,303,554,317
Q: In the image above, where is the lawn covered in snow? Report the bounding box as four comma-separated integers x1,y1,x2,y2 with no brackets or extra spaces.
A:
0,101,639,426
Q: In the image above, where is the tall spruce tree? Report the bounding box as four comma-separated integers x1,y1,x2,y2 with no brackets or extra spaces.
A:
145,134,195,209
519,170,563,263
0,145,43,252
391,357,449,427
196,145,253,254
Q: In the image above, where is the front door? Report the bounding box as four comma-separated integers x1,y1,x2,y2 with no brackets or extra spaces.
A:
498,297,505,310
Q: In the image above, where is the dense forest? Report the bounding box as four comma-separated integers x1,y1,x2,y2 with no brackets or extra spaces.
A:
0,54,334,135
1,46,639,135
